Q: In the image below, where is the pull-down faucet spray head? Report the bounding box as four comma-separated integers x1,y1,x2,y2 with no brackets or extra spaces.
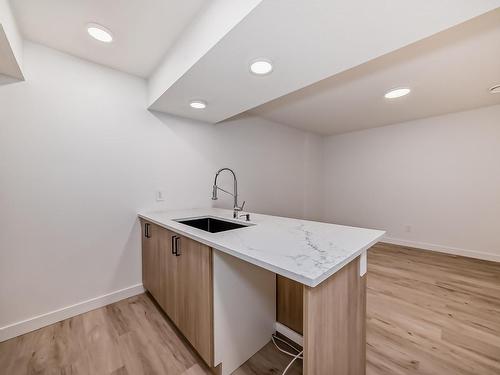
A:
211,168,245,218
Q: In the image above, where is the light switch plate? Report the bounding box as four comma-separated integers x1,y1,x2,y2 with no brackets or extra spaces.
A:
156,190,165,201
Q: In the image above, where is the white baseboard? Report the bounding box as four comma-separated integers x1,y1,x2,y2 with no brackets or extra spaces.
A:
0,284,144,342
382,237,500,263
275,321,303,347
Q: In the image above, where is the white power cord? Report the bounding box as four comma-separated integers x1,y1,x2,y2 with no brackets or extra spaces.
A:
282,350,303,375
271,335,303,358
271,334,303,375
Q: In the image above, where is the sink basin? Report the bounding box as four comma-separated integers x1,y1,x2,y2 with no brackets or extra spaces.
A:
175,217,251,233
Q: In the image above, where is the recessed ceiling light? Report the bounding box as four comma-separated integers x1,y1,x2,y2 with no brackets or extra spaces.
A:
490,84,500,94
250,59,273,75
87,23,113,43
189,100,207,109
384,87,411,99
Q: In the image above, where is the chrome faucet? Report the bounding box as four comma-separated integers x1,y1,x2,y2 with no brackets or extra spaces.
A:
211,168,245,218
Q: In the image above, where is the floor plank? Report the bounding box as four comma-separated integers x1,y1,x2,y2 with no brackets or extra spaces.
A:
1,243,499,374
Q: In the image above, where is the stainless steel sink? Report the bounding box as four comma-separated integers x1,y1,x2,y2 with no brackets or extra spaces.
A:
174,217,252,233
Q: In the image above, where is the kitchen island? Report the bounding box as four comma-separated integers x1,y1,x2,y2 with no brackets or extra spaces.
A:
138,208,385,375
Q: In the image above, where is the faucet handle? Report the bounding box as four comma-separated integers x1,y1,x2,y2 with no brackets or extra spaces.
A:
233,201,245,219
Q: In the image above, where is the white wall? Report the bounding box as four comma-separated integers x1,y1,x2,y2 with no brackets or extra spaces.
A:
322,105,500,261
212,116,323,220
0,42,321,338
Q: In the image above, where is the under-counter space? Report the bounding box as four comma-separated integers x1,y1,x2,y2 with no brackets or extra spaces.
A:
138,208,385,287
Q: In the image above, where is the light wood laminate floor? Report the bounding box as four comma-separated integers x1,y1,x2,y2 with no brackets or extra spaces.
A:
1,243,499,374
367,243,500,375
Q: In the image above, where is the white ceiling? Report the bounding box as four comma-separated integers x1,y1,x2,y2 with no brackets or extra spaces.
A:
10,0,207,77
7,0,500,129
251,9,500,135
149,0,500,123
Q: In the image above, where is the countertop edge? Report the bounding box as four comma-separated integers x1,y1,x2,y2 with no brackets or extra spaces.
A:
307,234,384,287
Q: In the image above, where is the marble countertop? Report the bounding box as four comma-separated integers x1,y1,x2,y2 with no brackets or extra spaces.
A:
138,208,385,287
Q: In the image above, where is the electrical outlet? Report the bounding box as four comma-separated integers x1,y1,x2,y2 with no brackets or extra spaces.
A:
156,190,165,202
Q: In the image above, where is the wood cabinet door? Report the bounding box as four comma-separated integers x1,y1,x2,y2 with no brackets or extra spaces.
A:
141,223,214,367
141,220,160,301
175,235,213,366
157,227,178,323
